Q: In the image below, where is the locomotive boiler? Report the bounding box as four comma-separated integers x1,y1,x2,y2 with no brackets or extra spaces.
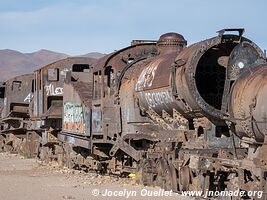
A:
229,63,267,143
227,63,267,198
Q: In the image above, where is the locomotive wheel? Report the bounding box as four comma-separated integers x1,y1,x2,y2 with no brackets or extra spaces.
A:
155,159,176,191
3,133,25,154
39,146,52,163
223,173,240,200
262,171,267,200
17,132,39,158
3,136,13,153
3,143,13,152
190,170,210,199
135,161,144,185
179,166,190,191
155,159,166,188
140,159,154,186
55,144,64,167
62,143,76,169
169,163,178,192
23,132,40,158
12,137,23,154
0,135,5,152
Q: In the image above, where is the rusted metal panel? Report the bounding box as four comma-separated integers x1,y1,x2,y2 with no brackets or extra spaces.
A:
0,74,33,134
229,63,267,142
62,71,93,136
2,73,33,118
91,43,157,73
92,105,102,134
58,132,91,149
135,53,177,91
30,57,95,119
63,102,90,136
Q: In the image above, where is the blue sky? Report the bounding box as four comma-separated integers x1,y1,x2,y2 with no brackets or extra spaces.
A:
0,0,266,55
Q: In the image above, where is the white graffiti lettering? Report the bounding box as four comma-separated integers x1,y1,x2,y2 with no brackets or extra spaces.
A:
44,84,63,95
135,58,163,91
144,91,173,108
24,93,33,103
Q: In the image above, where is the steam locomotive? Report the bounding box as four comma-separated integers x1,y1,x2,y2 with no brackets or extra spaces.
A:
0,28,266,199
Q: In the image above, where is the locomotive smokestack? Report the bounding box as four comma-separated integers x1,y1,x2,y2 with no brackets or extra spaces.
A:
157,32,187,54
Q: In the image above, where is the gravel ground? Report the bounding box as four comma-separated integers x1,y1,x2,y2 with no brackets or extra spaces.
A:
0,152,193,200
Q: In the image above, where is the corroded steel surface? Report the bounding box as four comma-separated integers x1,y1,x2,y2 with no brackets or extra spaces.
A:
229,64,267,142
62,81,92,136
30,57,95,119
1,73,33,119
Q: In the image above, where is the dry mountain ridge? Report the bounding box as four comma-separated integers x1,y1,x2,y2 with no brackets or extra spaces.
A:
0,49,105,81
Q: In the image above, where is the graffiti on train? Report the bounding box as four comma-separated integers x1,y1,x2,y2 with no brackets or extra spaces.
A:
144,90,173,108
63,102,90,135
44,84,63,96
135,58,163,91
24,93,33,103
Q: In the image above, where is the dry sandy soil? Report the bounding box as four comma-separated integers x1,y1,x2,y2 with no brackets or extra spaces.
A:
0,153,193,200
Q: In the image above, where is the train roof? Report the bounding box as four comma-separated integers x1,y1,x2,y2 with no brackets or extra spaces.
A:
4,73,34,83
91,42,157,73
34,56,96,72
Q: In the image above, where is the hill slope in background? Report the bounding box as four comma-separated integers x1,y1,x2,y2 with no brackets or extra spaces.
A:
80,52,106,59
0,49,105,82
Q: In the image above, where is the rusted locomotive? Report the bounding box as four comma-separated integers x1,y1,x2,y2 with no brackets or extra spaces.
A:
0,28,267,199
0,74,33,153
0,57,96,156
227,63,267,198
27,57,96,159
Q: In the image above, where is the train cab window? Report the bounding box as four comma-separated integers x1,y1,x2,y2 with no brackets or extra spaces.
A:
31,79,34,93
12,81,22,91
0,87,5,98
104,66,115,97
48,68,59,81
39,78,42,90
93,71,102,100
72,64,90,72
128,54,134,64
